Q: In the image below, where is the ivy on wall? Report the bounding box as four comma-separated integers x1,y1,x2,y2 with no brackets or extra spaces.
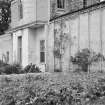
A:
53,20,71,71
54,21,70,58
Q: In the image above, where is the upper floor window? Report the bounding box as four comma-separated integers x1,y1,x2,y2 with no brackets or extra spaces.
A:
57,0,65,9
18,0,23,19
83,0,87,8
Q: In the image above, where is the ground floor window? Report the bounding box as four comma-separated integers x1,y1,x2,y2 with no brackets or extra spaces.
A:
6,51,9,63
40,40,45,63
18,36,22,64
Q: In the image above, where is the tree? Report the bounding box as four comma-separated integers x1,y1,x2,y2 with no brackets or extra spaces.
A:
0,0,11,35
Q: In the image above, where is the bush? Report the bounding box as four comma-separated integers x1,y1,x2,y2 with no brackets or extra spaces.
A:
3,64,22,74
71,48,105,72
71,48,92,72
23,63,41,73
21,84,84,105
0,63,22,75
6,65,19,74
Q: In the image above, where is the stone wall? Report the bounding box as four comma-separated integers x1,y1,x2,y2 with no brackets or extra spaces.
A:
48,3,105,72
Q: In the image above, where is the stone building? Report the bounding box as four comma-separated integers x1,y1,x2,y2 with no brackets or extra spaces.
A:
9,0,50,72
0,0,105,72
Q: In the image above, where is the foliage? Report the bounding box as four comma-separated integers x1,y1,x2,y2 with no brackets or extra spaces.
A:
71,48,92,72
0,62,22,74
23,63,41,73
0,61,41,75
1,72,105,105
71,48,105,72
0,0,11,35
1,63,22,74
54,29,69,59
53,49,61,58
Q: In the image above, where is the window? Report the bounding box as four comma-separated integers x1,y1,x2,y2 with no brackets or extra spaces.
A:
18,36,22,64
40,40,45,63
57,0,65,9
6,51,9,63
18,0,23,19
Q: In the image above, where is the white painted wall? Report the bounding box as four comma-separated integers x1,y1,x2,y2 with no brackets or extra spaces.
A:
12,25,47,71
47,23,54,72
28,25,47,72
11,0,49,28
0,34,13,64
22,29,29,67
28,26,45,64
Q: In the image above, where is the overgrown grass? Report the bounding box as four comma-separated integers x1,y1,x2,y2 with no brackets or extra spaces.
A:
0,72,105,105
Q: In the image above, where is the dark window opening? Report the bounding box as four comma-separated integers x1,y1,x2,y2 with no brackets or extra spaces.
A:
57,0,65,9
40,40,45,63
83,0,87,8
6,51,9,63
40,52,45,63
18,0,23,19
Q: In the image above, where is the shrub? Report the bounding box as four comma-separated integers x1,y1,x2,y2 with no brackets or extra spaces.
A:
71,48,92,72
3,64,22,74
71,48,105,72
2,95,16,105
0,63,22,75
23,63,41,73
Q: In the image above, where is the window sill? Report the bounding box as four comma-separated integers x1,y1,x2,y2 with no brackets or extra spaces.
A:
56,8,65,11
